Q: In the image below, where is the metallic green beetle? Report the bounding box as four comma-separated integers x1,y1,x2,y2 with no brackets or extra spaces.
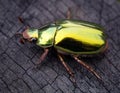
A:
18,14,108,82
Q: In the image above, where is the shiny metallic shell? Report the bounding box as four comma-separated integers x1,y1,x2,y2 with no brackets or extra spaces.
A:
54,20,106,54
27,20,106,55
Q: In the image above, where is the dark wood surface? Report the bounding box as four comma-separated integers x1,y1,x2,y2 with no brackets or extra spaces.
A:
0,0,120,93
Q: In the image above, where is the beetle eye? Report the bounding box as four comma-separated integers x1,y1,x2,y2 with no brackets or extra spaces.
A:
31,38,37,42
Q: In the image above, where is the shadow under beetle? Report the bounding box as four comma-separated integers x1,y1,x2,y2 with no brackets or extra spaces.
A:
17,9,108,83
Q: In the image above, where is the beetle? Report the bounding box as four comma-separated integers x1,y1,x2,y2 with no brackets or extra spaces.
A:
17,9,108,82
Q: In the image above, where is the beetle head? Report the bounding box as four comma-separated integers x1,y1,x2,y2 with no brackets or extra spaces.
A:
17,27,38,44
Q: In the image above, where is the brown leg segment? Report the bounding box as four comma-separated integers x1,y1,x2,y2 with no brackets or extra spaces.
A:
36,49,49,65
73,56,102,80
102,41,108,53
58,54,76,82
67,8,71,19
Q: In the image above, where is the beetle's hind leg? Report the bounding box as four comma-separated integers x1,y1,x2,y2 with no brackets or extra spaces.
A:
58,54,76,83
73,56,102,80
67,8,71,19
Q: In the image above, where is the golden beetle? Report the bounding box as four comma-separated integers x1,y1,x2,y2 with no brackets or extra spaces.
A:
17,9,108,82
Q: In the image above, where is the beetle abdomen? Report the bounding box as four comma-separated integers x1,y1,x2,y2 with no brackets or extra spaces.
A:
54,20,106,55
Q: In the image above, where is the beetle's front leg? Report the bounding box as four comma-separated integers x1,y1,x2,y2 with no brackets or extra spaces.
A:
36,48,49,68
73,56,102,80
58,54,76,83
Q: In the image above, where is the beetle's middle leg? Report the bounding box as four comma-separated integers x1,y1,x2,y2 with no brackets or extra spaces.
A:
73,56,102,80
58,54,76,83
36,49,49,67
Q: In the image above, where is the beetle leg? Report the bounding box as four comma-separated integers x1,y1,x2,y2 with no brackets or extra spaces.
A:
58,54,75,83
36,49,49,66
67,8,71,19
73,56,102,80
102,41,108,53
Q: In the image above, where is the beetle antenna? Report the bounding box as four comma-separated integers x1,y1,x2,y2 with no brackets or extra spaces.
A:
18,17,24,24
15,33,23,37
18,17,30,27
19,38,25,44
